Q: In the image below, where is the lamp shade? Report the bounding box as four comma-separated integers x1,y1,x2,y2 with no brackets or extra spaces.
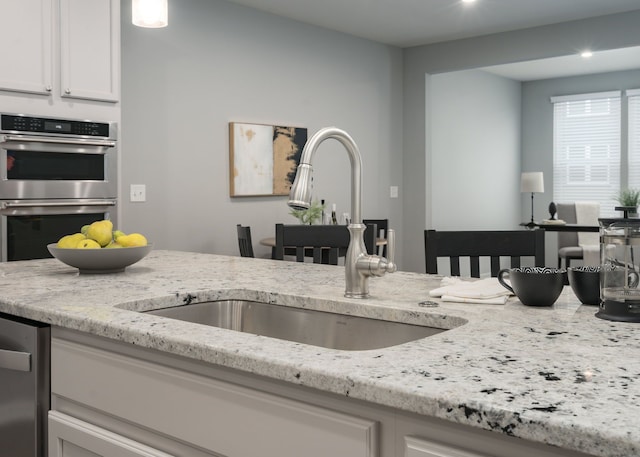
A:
521,172,544,193
132,0,168,28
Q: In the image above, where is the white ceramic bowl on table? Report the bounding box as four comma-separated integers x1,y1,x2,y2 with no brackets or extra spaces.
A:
47,243,153,274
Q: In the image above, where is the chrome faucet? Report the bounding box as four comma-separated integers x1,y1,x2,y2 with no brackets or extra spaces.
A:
288,127,397,298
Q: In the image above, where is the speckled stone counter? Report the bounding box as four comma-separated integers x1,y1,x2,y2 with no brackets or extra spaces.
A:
0,251,638,457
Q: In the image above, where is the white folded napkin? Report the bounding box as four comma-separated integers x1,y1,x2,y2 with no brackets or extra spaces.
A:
429,277,513,305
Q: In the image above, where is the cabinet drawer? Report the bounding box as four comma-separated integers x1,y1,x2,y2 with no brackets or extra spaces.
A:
52,337,377,457
49,411,173,457
405,436,490,457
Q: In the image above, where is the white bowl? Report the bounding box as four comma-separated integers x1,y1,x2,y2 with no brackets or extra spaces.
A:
47,243,153,274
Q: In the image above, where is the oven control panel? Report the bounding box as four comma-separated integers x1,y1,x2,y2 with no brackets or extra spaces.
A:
0,113,114,139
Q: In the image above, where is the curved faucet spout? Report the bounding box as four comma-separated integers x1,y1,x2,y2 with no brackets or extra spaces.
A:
287,127,396,299
289,127,362,224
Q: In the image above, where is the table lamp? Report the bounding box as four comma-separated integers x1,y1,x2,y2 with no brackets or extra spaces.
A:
521,172,544,229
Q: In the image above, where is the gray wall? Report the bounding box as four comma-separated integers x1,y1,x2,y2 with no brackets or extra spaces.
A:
431,69,521,230
402,9,640,272
120,0,403,262
120,1,640,273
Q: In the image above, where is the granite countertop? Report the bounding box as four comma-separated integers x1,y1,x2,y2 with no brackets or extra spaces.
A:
0,250,638,457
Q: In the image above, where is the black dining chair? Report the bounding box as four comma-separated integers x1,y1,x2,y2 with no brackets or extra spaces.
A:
424,229,545,277
363,218,388,257
236,224,255,258
274,224,377,264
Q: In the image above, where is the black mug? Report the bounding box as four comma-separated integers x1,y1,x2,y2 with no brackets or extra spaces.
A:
567,266,601,305
498,267,565,307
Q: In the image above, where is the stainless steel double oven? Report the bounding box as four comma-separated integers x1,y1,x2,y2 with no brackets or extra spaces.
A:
0,113,118,261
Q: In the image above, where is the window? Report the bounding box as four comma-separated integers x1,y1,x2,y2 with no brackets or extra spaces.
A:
628,89,640,189
552,92,621,217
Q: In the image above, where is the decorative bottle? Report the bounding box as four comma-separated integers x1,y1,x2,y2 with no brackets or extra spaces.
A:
331,204,338,225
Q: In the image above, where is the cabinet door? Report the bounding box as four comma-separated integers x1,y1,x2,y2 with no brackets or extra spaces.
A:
0,0,53,95
52,337,378,457
49,411,174,457
59,0,119,102
405,436,491,457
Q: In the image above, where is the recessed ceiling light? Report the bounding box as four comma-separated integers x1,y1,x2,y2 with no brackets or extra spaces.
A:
462,0,477,3
581,50,593,58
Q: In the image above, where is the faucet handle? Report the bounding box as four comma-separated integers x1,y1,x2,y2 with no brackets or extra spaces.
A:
356,227,397,277
385,229,397,273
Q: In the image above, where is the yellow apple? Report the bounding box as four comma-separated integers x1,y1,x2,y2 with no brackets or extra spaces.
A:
76,239,101,249
86,220,114,247
57,233,86,248
105,241,124,249
116,233,147,247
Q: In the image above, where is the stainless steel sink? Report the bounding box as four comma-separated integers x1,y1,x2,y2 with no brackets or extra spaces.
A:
144,300,446,351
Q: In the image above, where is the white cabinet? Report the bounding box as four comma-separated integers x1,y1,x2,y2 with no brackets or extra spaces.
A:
59,0,119,102
0,0,119,103
0,0,53,95
51,334,378,457
49,411,173,457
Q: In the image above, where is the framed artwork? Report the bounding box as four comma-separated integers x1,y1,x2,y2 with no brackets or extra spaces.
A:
229,122,308,197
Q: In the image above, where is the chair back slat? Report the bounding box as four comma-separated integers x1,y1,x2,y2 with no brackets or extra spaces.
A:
312,248,323,264
489,257,500,276
450,256,461,276
236,224,254,258
470,257,481,278
425,229,545,277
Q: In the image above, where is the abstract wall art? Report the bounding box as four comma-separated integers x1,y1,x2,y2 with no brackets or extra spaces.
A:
229,122,308,197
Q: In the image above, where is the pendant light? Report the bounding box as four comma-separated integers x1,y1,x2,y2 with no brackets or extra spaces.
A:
132,0,168,28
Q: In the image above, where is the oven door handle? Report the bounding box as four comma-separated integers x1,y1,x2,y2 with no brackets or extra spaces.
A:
0,348,31,372
1,199,117,209
2,134,116,148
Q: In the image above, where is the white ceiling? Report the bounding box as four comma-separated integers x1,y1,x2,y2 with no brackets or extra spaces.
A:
481,45,640,81
224,0,640,48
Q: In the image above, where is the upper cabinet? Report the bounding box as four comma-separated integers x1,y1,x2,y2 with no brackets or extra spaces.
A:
60,0,119,102
0,0,53,95
0,0,120,103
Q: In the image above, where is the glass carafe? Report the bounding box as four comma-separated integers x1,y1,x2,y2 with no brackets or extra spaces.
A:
598,212,640,322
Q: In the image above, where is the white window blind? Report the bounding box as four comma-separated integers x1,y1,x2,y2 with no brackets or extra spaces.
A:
552,92,621,217
628,89,640,189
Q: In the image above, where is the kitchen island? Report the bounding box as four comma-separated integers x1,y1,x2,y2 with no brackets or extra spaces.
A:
1,251,637,457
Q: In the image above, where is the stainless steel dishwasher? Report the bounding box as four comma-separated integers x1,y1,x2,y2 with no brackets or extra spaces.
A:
0,312,50,457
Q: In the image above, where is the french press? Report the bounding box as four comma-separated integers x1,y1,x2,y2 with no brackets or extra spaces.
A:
598,206,640,322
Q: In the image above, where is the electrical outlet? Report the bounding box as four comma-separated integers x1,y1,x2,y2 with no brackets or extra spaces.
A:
130,184,146,202
390,186,399,198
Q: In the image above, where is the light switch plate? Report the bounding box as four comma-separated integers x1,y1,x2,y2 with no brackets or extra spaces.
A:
130,184,146,202
390,186,399,198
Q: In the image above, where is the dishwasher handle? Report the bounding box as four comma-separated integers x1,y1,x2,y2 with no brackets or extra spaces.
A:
0,348,31,372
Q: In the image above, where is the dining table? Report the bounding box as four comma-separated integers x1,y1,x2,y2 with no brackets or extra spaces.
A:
535,222,599,232
259,237,388,248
